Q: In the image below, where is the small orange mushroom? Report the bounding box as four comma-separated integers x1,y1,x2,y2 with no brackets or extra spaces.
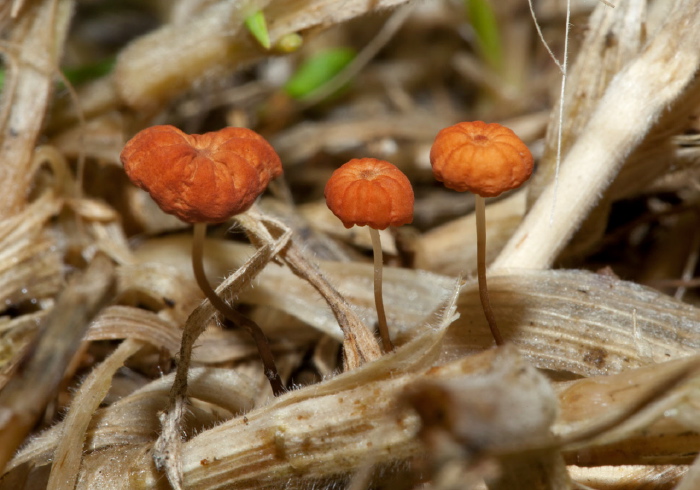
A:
121,125,284,395
430,121,533,346
324,158,414,352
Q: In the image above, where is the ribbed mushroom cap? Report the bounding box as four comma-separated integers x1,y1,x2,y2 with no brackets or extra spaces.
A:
430,121,533,197
121,125,282,223
324,158,414,230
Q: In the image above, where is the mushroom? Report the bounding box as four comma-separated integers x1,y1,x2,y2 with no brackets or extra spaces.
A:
324,158,414,352
430,121,533,345
121,125,284,395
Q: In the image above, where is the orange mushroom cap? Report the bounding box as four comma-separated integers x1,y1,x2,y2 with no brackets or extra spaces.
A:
120,125,282,223
324,158,414,230
430,121,533,197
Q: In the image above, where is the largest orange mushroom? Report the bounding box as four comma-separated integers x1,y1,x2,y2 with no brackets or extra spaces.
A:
121,124,284,395
430,121,533,345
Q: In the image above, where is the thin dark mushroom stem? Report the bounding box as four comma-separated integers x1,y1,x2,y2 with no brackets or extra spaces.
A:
369,228,394,352
191,222,284,396
475,195,504,346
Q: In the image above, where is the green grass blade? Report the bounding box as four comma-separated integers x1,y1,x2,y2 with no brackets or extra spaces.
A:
283,47,356,100
466,0,503,72
245,11,271,50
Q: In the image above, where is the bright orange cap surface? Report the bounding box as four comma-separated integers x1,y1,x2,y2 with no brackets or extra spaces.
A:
324,158,414,230
121,125,282,223
430,121,533,197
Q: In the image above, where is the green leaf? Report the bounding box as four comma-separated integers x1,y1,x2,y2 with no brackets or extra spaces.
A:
61,57,115,86
275,33,303,54
465,0,503,72
283,47,356,100
245,11,271,50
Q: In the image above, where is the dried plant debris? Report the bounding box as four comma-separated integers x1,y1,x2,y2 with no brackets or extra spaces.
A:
2,0,700,488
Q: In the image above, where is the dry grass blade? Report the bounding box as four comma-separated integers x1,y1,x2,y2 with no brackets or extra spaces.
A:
272,112,454,166
59,335,700,489
46,338,143,490
276,243,382,369
0,192,63,316
0,312,47,391
0,0,73,217
570,465,687,489
529,0,646,205
0,254,114,472
443,269,700,376
677,457,700,490
493,0,700,270
556,355,700,465
84,306,181,355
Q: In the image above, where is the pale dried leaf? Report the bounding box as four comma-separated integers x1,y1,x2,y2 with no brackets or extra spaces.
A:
47,338,143,490
442,269,700,376
85,306,181,356
494,0,700,270
569,465,687,489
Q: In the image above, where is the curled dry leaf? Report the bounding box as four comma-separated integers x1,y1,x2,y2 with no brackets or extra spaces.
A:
85,306,182,356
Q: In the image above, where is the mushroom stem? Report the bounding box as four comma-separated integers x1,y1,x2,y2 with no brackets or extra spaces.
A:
475,195,504,346
369,228,394,353
191,223,284,396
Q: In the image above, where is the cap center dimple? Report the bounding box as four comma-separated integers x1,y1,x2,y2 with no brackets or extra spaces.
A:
359,169,377,180
473,134,489,143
